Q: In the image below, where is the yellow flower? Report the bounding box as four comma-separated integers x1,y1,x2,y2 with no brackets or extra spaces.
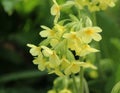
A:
64,62,81,75
79,62,97,70
54,24,65,32
33,54,43,65
38,60,47,71
49,68,64,76
27,44,41,56
59,89,72,93
40,25,56,38
51,0,60,16
49,51,61,68
41,46,53,57
50,24,65,47
63,32,82,50
78,27,102,43
98,0,116,10
76,44,99,57
60,58,70,70
50,39,59,47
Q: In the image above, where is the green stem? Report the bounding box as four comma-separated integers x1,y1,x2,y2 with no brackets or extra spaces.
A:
84,78,89,93
80,67,84,93
92,12,97,26
72,74,78,93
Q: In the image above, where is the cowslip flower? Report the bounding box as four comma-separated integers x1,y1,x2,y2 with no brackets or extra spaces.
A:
76,44,99,57
64,62,81,76
49,51,61,68
98,0,116,10
51,0,61,24
78,27,102,43
40,25,56,38
63,32,82,50
33,56,47,71
60,58,70,70
49,68,64,76
27,44,41,56
41,46,53,57
51,0,60,16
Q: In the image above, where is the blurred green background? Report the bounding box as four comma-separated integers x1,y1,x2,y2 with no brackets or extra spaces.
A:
0,0,120,93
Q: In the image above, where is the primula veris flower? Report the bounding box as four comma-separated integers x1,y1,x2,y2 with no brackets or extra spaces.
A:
27,44,41,56
63,32,82,50
49,68,64,76
32,54,43,65
41,46,53,57
40,25,56,38
79,62,97,69
59,89,72,93
50,39,59,47
51,0,60,16
37,58,46,71
60,58,70,70
76,44,99,57
98,0,116,10
64,62,81,75
49,52,61,68
51,0,61,24
78,27,102,43
54,24,65,38
54,24,65,32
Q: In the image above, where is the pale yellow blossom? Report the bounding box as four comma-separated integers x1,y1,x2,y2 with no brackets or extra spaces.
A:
63,32,82,50
40,25,56,38
76,44,99,57
98,0,116,10
27,44,41,56
49,51,61,68
78,27,102,43
64,62,81,75
41,46,53,57
60,58,70,70
51,0,60,16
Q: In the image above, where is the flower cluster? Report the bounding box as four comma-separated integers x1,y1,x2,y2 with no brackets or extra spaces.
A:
27,0,102,76
27,0,117,93
75,0,117,12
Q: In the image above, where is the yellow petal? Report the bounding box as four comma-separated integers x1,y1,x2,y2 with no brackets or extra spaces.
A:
49,52,61,68
41,46,53,57
27,44,41,56
40,31,49,37
51,4,60,16
92,33,102,41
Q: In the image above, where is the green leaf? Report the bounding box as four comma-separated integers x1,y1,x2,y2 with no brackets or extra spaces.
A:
0,70,46,83
111,81,120,93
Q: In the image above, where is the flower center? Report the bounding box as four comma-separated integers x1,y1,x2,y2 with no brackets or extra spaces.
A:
85,29,93,35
